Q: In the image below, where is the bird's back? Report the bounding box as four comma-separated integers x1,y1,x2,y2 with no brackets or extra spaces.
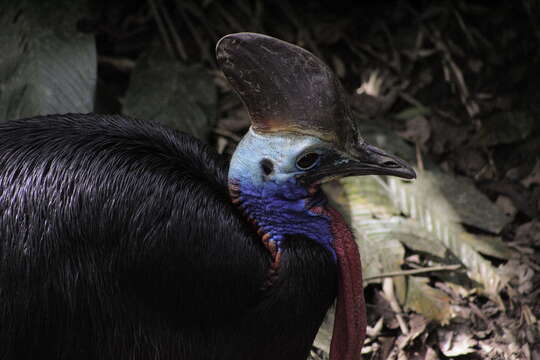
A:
0,114,336,360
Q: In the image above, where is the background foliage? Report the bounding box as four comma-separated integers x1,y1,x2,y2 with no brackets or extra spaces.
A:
0,0,539,358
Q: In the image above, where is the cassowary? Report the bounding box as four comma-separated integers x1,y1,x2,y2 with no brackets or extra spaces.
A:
0,33,415,360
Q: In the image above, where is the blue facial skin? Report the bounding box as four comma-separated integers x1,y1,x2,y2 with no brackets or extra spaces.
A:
229,128,336,260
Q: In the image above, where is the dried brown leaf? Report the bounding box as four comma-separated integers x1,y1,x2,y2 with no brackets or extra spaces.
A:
438,326,477,357
405,277,454,324
495,195,518,218
396,116,431,146
478,110,536,146
395,314,428,350
515,220,540,246
521,158,540,188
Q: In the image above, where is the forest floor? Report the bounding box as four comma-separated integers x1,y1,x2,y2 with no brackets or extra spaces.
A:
90,1,540,359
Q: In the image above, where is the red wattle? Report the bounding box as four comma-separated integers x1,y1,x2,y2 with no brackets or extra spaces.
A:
326,207,366,360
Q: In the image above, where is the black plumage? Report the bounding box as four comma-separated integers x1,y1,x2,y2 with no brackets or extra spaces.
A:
0,114,336,360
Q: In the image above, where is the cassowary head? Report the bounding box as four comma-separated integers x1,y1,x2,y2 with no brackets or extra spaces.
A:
217,33,415,359
217,32,414,251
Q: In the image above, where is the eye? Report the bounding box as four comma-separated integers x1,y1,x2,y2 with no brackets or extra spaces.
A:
296,152,320,170
260,159,274,176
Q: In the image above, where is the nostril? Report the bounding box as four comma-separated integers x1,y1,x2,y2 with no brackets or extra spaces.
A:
382,160,399,168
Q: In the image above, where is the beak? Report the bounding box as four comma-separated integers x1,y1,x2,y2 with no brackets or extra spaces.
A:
298,143,416,186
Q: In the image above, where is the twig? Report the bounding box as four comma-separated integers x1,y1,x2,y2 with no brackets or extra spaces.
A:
469,301,490,326
275,2,323,60
364,264,462,281
357,44,400,75
366,317,384,338
415,142,424,172
147,0,174,57
182,2,219,41
435,108,461,124
398,92,427,110
213,128,242,142
98,56,136,73
179,8,210,62
453,9,477,48
381,22,401,73
522,0,540,47
427,28,479,118
383,278,409,335
158,0,188,61
214,1,244,33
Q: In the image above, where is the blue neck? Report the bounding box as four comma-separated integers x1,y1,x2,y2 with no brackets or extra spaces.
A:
232,177,336,261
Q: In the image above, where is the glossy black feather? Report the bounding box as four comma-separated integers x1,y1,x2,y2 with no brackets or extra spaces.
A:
0,114,336,360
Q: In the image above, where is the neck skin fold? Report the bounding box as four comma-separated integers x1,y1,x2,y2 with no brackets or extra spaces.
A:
229,178,336,261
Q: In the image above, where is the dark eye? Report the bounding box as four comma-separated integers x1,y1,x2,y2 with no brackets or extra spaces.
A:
260,159,274,175
296,152,320,170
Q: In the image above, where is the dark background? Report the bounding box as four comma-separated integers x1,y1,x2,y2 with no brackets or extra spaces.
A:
1,0,539,358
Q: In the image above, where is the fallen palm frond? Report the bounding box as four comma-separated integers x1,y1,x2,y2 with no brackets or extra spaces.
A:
315,124,516,352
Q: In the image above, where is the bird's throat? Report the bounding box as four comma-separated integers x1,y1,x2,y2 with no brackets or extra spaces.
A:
229,179,336,262
230,180,366,358
229,182,367,360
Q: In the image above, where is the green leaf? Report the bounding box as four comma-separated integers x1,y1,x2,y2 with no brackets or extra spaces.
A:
123,47,217,141
0,1,96,120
